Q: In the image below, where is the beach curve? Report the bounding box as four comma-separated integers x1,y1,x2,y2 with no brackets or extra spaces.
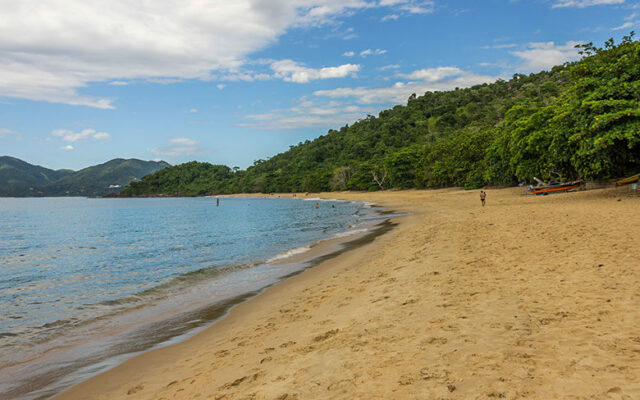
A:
54,187,640,399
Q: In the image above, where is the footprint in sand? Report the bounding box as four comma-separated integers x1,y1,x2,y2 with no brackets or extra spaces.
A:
215,349,229,358
313,329,339,342
126,384,144,395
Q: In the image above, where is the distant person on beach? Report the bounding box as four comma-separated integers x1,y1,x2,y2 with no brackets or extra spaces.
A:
480,191,486,206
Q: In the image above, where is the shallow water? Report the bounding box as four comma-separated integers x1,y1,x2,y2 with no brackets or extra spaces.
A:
0,196,382,399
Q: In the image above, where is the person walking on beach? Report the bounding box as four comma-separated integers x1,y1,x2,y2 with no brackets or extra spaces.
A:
480,190,487,207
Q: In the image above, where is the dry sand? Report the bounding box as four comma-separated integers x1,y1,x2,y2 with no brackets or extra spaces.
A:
56,187,640,400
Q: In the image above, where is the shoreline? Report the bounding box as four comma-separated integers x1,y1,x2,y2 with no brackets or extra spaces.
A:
51,195,406,400
3,197,395,400
56,187,639,399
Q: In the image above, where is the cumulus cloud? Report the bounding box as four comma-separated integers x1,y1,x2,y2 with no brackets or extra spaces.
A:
189,108,198,113
61,145,74,151
271,60,360,83
150,137,204,157
512,41,581,72
552,0,624,7
0,0,435,108
51,128,111,142
343,51,355,57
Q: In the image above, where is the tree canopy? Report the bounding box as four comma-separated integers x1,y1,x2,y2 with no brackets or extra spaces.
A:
122,34,640,196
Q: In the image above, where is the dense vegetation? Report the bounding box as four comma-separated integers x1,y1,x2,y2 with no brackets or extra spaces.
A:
123,35,640,196
0,157,169,196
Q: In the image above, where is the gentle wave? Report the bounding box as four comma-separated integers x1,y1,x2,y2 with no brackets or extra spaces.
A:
265,245,312,262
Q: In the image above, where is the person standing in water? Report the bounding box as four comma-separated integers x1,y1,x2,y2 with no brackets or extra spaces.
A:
479,191,487,207
216,198,220,207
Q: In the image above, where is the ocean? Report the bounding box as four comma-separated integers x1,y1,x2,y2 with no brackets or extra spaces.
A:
0,196,388,400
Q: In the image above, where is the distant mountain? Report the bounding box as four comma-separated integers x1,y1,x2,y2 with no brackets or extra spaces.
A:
0,157,169,197
0,156,73,196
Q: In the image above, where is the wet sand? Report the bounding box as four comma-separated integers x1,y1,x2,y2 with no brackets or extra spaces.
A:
56,187,640,399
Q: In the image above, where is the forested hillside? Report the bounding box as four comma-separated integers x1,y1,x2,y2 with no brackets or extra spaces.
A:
41,158,170,196
0,157,169,196
0,156,72,196
123,34,640,196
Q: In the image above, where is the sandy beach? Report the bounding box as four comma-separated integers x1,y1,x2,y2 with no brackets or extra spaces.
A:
55,187,640,399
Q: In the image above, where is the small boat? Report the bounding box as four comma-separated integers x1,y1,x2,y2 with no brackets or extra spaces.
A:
532,179,585,195
616,173,640,186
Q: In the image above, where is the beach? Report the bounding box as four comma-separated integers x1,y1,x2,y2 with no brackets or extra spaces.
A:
55,187,640,399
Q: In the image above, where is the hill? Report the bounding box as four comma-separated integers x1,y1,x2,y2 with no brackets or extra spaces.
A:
125,34,640,195
41,158,170,196
0,157,169,197
0,156,72,196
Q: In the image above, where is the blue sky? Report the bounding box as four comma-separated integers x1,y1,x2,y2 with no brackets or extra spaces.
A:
0,0,638,170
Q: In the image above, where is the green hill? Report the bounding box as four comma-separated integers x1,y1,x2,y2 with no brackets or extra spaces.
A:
122,34,640,195
0,157,169,197
42,158,170,196
0,156,72,196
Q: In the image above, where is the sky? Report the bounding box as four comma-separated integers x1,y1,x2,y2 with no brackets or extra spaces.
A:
0,0,638,170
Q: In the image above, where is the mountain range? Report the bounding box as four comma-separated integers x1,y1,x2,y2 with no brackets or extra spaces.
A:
0,156,169,197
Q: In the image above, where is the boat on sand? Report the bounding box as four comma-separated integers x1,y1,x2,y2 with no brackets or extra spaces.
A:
616,173,640,186
530,177,585,195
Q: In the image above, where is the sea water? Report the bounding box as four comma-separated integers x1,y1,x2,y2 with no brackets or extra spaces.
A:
0,197,383,399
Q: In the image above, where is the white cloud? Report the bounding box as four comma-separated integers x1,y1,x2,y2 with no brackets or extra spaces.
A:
218,72,271,82
381,14,400,21
92,132,111,140
61,145,74,151
612,21,634,30
0,0,434,108
189,108,198,113
512,41,581,72
614,12,639,30
216,84,226,90
314,70,499,104
481,43,517,49
343,51,355,57
552,0,624,7
244,66,499,131
379,0,435,14
170,137,199,146
397,66,463,81
378,64,400,71
150,137,204,157
360,48,387,57
51,128,111,142
242,100,375,130
270,60,360,83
